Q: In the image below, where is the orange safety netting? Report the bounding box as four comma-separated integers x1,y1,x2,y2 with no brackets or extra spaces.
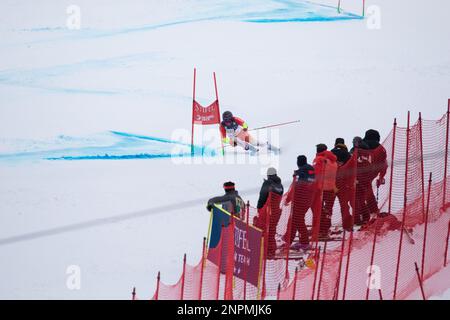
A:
142,104,450,300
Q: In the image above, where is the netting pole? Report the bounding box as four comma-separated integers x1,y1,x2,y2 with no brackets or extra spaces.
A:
261,195,271,300
393,111,411,300
180,254,187,300
342,231,354,300
284,178,296,281
366,220,379,300
243,201,250,300
378,289,383,300
311,246,321,300
414,262,426,300
292,267,299,300
419,113,426,222
333,230,346,300
131,287,136,301
277,283,281,300
224,217,235,301
198,237,207,300
216,225,224,301
317,241,328,300
421,173,432,280
444,221,450,268
191,68,196,156
443,100,450,208
155,271,160,300
337,0,341,13
388,118,397,214
362,0,366,17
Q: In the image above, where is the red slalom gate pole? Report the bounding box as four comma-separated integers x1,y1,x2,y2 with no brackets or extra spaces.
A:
388,118,397,215
311,246,321,300
333,230,346,300
198,237,207,300
191,68,196,156
317,241,328,300
414,262,426,300
445,221,450,268
155,271,161,300
213,72,225,156
216,225,224,300
421,173,432,280
180,254,187,300
342,231,354,300
366,220,379,300
443,100,450,209
292,267,299,300
131,287,136,300
243,201,250,300
393,111,411,300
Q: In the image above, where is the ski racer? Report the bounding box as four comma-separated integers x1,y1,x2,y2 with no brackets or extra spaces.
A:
220,111,259,152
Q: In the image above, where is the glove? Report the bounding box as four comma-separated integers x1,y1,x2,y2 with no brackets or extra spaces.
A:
233,140,237,147
243,127,248,132
376,178,385,188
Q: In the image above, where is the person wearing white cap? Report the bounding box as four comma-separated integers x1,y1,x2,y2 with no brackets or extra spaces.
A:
253,167,284,259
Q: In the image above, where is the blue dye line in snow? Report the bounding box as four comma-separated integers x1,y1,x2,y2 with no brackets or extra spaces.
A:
46,153,195,160
3,1,362,48
0,131,217,161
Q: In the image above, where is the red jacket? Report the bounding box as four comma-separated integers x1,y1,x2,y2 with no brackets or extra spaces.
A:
313,150,338,191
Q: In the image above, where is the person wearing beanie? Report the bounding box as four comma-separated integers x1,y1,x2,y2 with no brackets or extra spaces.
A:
350,136,369,154
254,167,284,259
360,129,388,223
283,156,316,251
312,143,338,240
206,181,246,218
316,143,328,154
331,138,351,165
295,155,315,182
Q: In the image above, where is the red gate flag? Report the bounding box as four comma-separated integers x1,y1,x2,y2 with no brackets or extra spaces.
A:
191,68,224,155
193,100,220,125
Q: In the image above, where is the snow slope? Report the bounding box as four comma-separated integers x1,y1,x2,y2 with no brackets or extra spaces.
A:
0,0,449,299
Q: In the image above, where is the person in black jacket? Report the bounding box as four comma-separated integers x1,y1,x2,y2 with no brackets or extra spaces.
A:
254,167,284,259
257,167,284,209
206,181,246,219
284,155,316,251
331,138,351,165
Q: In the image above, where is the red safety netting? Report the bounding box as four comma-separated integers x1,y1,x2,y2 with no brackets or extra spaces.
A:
142,103,450,300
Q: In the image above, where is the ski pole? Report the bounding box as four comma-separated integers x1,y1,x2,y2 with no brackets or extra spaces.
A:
249,120,301,132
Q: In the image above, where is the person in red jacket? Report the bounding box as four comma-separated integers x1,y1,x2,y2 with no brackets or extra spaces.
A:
220,111,259,152
331,138,354,231
311,144,338,241
283,155,316,251
363,129,388,216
